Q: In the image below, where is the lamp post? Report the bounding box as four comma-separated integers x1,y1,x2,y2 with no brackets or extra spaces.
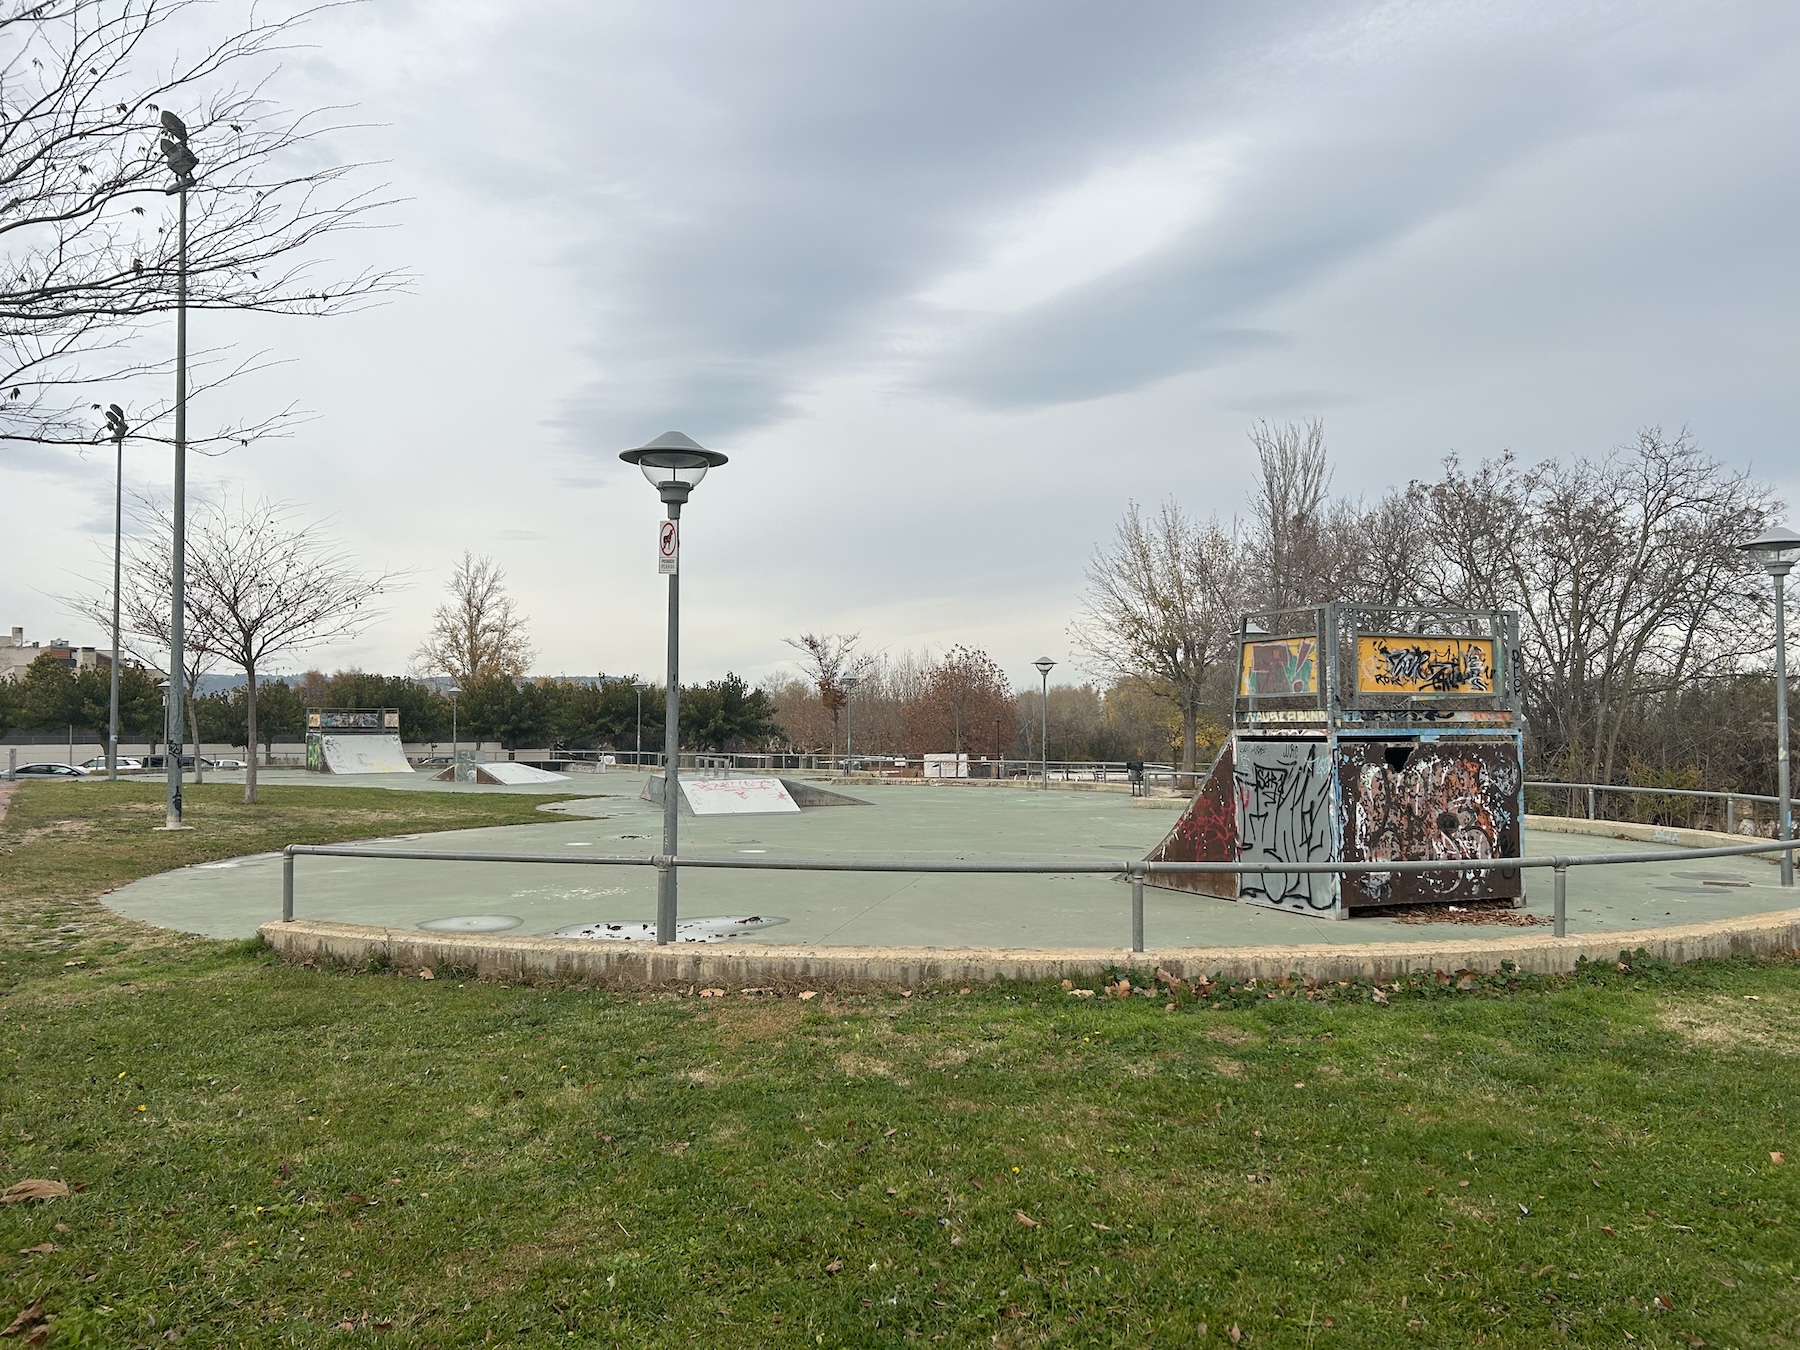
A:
619,431,729,945
842,674,860,772
1033,657,1056,790
104,403,128,780
1741,525,1799,887
158,111,197,829
447,685,460,782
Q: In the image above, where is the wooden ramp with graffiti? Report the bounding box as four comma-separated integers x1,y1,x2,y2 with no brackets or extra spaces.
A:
1146,603,1525,920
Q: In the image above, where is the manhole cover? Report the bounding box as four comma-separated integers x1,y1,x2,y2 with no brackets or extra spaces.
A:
417,915,524,933
547,915,789,943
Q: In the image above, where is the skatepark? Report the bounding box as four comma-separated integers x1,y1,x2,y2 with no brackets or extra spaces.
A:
101,765,1795,957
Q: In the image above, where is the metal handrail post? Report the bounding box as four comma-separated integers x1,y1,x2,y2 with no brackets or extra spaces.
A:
1129,863,1146,953
282,848,295,923
1586,787,1596,820
1552,861,1568,938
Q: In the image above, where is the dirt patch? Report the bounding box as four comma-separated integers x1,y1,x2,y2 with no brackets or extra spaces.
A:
1656,994,1800,1054
834,1052,896,1080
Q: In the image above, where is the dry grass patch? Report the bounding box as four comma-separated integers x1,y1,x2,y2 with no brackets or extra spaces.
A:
1656,993,1800,1053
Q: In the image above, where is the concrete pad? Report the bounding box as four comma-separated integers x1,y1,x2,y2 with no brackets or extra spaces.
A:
100,780,1798,950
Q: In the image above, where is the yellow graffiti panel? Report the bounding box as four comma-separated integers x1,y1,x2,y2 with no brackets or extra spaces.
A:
1356,636,1495,695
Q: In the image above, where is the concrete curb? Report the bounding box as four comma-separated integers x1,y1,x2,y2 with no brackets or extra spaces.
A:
259,908,1800,990
1523,814,1780,860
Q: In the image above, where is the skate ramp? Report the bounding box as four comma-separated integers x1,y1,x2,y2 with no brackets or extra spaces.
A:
430,762,570,785
642,774,867,814
317,734,413,775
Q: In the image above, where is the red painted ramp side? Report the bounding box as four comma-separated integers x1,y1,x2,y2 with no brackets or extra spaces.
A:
1144,742,1238,898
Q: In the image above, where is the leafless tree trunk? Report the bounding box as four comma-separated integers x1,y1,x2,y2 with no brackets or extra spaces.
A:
1071,500,1242,781
0,0,403,450
412,552,532,687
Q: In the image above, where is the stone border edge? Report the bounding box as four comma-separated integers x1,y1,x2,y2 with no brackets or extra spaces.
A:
259,908,1800,991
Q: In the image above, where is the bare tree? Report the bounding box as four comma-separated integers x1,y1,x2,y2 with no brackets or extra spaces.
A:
72,493,400,800
1247,418,1336,610
0,0,402,450
783,631,873,759
1071,500,1242,780
412,552,533,686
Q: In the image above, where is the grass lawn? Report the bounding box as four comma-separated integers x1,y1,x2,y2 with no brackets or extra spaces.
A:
1,780,1797,1347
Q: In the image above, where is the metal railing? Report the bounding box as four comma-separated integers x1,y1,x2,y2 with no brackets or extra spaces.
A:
1526,780,1782,835
281,836,1800,951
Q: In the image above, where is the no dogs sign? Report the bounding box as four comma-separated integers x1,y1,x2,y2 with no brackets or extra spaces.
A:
657,520,678,574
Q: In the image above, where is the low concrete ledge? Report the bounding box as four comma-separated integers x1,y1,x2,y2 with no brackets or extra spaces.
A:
1526,814,1781,861
259,909,1800,991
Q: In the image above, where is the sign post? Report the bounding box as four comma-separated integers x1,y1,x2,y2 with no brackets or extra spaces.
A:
658,520,678,575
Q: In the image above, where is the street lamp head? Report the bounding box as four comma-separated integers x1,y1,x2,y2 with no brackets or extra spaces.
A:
447,685,460,698
1033,657,1057,678
104,404,127,441
620,431,728,507
1741,524,1800,574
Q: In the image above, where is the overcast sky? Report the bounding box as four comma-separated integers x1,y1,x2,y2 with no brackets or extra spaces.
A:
4,0,1797,690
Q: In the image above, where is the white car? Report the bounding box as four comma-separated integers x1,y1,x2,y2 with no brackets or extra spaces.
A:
78,756,143,771
208,757,248,769
10,762,92,778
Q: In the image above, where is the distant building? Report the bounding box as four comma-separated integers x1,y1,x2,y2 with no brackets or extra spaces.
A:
1,626,119,682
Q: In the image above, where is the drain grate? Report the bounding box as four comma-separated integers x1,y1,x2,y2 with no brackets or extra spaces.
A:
417,915,523,933
547,915,789,943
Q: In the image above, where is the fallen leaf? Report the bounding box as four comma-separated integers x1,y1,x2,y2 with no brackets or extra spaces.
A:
825,1258,843,1274
1371,988,1389,1005
1519,1203,1531,1216
1,1301,44,1337
1060,979,1073,990
699,988,725,998
1229,1325,1242,1344
0,1180,69,1205
883,1128,897,1138
418,968,434,980
1655,1294,1675,1311
1601,1226,1616,1236
1014,1211,1040,1228
1001,1305,1024,1318
797,991,818,1001
1772,1152,1785,1165
16,1244,57,1255
900,989,913,998
1537,1265,1554,1277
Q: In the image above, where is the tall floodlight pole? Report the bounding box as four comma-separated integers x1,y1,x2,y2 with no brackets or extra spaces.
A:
842,674,860,771
620,432,729,945
104,404,128,780
158,112,198,829
1742,525,1799,887
1034,657,1056,791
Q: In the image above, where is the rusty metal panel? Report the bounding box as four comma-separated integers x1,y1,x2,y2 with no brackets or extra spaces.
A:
1337,739,1522,907
1235,739,1339,914
1146,742,1238,898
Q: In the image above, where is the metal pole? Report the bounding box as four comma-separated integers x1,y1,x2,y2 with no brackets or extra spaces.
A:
1040,668,1050,791
846,683,853,770
657,500,682,944
1553,862,1568,938
1586,786,1595,821
1774,566,1793,887
163,182,188,829
636,685,643,764
1130,865,1145,953
107,427,123,780
1727,797,1736,837
450,694,458,783
282,849,294,922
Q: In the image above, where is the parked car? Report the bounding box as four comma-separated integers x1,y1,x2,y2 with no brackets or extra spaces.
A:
77,756,143,772
9,762,90,778
209,757,248,769
137,754,216,770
